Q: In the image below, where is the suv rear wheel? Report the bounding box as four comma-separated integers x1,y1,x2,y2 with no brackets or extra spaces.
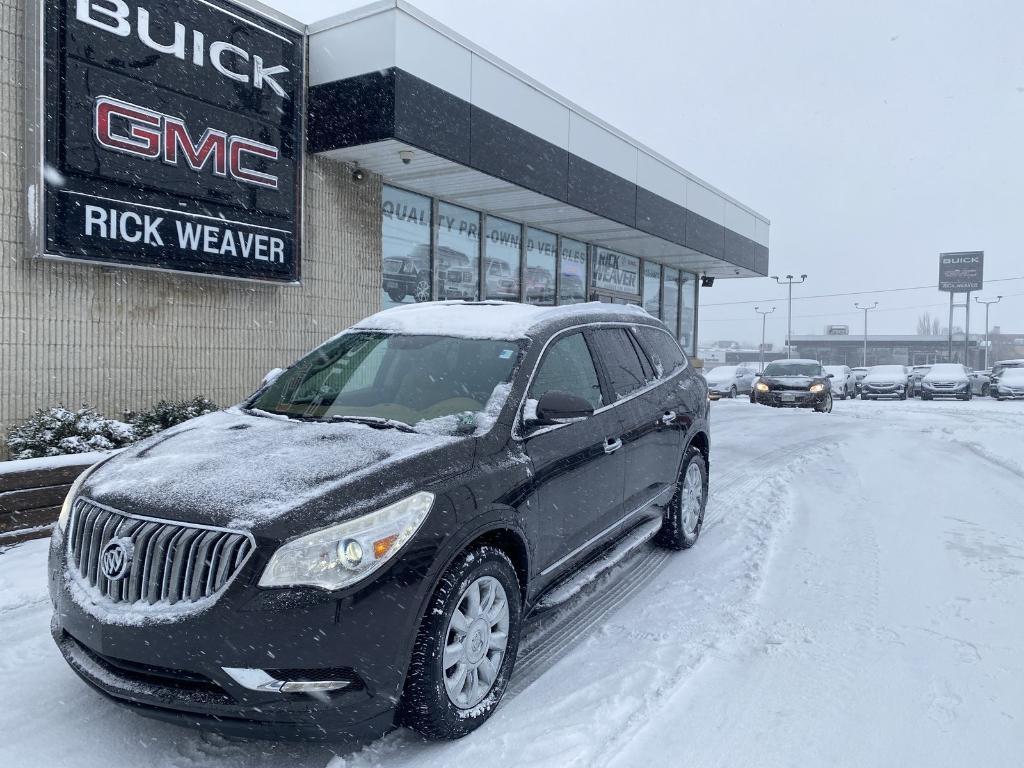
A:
399,546,522,740
655,447,707,550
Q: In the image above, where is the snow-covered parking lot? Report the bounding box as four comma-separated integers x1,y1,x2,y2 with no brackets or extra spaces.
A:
2,397,1023,768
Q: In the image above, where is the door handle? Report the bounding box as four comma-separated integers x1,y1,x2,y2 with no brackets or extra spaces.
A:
603,437,623,454
661,411,677,425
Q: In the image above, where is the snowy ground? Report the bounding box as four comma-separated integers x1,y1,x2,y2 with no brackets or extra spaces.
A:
2,397,1023,767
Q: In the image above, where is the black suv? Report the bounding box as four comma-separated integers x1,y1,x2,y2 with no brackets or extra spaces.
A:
751,358,833,412
48,301,710,742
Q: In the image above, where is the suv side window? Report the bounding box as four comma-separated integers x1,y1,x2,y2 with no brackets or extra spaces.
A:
634,326,687,378
529,332,603,409
591,328,648,401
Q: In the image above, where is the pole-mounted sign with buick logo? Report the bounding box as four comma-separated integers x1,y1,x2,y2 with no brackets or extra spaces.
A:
938,251,984,292
31,0,305,282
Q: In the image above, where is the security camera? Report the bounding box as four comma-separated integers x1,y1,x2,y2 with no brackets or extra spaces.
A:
399,149,415,165
351,166,366,183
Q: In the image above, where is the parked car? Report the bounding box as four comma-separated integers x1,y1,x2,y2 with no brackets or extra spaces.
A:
524,266,556,304
436,246,477,300
751,358,833,412
860,365,910,399
850,367,869,394
994,368,1024,399
383,252,431,303
907,365,932,397
990,359,1024,388
48,301,710,742
967,369,991,396
484,258,519,300
920,363,972,400
704,364,757,400
823,365,855,399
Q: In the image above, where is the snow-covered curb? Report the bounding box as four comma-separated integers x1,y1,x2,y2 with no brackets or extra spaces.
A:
0,450,115,476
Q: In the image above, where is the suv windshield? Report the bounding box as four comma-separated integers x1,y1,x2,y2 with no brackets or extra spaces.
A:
763,361,821,376
250,332,523,431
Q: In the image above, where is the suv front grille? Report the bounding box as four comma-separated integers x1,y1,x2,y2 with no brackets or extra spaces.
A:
68,499,253,605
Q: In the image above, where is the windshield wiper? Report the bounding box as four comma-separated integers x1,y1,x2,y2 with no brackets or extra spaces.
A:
329,415,418,433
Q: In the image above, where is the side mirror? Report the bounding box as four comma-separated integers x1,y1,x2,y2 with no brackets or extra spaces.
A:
261,367,286,388
530,391,594,425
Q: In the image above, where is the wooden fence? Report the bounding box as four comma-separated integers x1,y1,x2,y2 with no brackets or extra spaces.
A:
0,456,98,545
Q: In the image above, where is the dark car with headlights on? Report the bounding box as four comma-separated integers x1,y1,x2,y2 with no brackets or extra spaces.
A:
751,359,833,412
48,301,710,743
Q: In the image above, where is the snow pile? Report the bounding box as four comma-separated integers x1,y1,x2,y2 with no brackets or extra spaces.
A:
351,300,652,340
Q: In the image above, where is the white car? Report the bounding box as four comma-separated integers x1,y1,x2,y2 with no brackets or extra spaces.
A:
995,368,1024,400
860,364,910,400
920,363,972,401
823,365,855,400
704,364,757,399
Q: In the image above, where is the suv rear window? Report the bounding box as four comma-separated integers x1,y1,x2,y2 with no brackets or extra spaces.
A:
634,326,687,378
591,328,648,401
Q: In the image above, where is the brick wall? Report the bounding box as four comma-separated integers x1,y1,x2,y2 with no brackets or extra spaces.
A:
0,0,383,457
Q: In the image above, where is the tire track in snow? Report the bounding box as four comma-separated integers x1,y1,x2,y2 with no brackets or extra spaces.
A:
507,435,839,697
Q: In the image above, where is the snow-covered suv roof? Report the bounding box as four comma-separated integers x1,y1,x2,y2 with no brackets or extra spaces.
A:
351,300,654,340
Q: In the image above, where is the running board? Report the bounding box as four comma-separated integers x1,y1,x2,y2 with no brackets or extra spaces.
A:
534,517,664,612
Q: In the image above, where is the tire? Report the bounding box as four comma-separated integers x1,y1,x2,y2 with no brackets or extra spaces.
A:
814,392,833,413
387,289,406,303
655,447,708,551
899,388,907,401
398,546,522,740
729,386,737,399
921,393,931,401
981,385,990,397
861,392,871,400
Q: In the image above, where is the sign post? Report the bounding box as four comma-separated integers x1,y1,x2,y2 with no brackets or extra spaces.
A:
939,251,984,364
32,0,305,282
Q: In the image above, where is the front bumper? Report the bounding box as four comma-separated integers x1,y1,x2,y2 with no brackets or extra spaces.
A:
922,383,969,397
752,389,827,408
860,384,904,397
46,523,437,740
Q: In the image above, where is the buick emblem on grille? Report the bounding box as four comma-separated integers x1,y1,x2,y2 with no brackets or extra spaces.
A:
100,538,134,581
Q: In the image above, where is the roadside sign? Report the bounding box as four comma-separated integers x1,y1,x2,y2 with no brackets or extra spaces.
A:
938,251,984,292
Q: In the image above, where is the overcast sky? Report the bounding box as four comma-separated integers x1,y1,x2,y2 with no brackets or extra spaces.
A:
274,0,1024,346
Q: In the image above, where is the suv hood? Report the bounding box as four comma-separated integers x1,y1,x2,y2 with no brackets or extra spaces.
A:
82,410,469,537
923,373,967,384
762,375,816,387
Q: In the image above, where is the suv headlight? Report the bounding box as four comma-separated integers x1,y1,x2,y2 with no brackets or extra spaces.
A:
756,382,769,392
809,383,825,393
259,491,434,590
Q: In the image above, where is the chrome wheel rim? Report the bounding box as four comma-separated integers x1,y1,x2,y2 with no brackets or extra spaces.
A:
680,461,703,536
443,576,509,709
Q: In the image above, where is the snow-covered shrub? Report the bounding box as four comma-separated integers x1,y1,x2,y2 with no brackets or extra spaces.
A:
5,406,136,460
128,397,218,438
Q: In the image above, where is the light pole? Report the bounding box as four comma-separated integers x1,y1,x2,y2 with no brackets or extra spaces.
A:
854,302,878,367
754,306,776,372
975,295,1002,370
771,274,807,358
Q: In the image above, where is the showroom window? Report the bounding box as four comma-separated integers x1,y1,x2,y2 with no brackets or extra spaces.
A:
524,228,557,305
436,202,480,301
643,262,661,318
680,273,696,354
662,267,680,338
381,186,432,309
559,238,588,304
484,216,522,301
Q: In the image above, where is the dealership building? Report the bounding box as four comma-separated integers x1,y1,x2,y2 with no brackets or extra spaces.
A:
0,0,770,454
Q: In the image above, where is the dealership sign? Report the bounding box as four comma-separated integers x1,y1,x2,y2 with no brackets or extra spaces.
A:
593,248,640,295
938,251,984,292
34,0,305,281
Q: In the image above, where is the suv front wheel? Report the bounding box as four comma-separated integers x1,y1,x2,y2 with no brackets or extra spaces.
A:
655,447,708,550
399,546,522,740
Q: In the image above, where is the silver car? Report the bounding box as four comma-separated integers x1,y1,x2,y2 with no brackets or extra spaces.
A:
704,364,757,399
823,365,855,400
